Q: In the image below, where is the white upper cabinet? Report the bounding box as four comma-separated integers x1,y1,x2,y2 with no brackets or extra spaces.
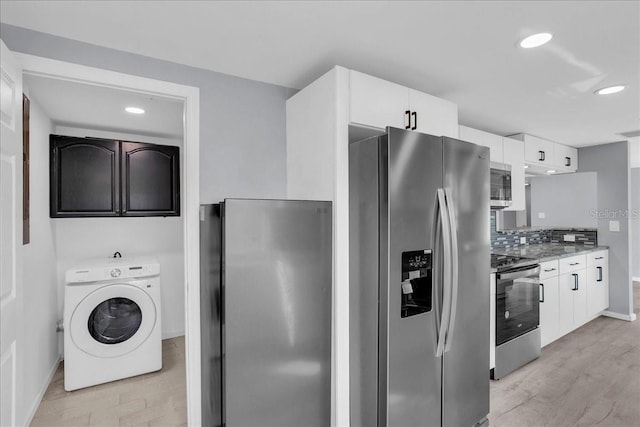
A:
349,70,408,130
554,143,578,172
503,137,525,211
458,125,504,163
349,70,458,138
408,89,458,138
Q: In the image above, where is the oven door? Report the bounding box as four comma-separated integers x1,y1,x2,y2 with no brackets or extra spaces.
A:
496,264,540,346
490,162,512,209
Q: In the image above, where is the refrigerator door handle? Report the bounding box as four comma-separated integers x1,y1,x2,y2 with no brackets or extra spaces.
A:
432,192,442,338
443,188,459,353
436,188,452,358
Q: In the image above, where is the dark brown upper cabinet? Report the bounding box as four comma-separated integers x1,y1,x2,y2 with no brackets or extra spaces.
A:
50,135,180,218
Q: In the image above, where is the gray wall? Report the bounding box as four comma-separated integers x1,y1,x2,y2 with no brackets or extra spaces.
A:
0,24,297,203
579,142,633,317
530,172,598,228
632,168,640,280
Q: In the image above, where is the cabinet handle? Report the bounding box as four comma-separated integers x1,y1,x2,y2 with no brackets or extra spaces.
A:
539,150,546,161
405,110,411,129
572,273,579,291
543,268,556,272
569,262,580,266
540,283,545,303
595,256,604,260
597,266,603,282
411,111,417,130
565,156,571,167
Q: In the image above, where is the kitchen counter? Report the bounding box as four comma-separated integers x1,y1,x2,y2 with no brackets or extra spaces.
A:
492,243,609,262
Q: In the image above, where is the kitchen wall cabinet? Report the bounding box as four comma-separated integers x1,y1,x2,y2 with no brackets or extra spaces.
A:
557,255,588,336
539,260,560,347
50,135,180,218
510,133,578,173
458,125,503,163
587,250,609,317
350,70,459,138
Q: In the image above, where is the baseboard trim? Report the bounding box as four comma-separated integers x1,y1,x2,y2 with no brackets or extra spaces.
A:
23,355,61,427
602,311,637,322
162,330,185,340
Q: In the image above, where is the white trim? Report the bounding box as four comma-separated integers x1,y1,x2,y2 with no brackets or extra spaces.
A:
24,356,61,427
15,53,202,425
602,311,637,322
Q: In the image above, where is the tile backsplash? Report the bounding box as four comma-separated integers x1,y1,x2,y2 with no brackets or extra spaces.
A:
490,211,597,250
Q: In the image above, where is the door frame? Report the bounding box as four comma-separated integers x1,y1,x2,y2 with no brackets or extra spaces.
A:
15,53,202,424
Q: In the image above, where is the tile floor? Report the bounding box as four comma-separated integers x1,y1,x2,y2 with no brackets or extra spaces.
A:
30,336,187,427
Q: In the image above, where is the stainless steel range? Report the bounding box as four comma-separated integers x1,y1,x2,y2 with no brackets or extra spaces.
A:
491,254,541,380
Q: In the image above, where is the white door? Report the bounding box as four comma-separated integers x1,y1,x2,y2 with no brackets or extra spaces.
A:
0,39,23,427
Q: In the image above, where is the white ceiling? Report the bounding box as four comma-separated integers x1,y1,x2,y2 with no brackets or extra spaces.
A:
24,74,184,139
2,1,639,147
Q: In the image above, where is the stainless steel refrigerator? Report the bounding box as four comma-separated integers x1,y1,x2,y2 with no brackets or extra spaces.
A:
349,127,490,427
200,199,332,427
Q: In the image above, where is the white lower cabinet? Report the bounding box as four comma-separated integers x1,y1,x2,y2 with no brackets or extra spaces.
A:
557,254,588,337
587,250,609,317
539,275,559,347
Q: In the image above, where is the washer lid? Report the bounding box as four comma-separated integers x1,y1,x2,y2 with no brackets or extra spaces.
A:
70,283,157,358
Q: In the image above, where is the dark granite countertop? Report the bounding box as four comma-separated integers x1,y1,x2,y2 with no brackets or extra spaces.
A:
492,243,609,262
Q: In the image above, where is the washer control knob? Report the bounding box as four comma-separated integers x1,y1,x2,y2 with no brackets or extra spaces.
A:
110,268,121,278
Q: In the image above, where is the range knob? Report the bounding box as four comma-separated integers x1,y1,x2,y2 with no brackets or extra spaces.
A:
110,268,122,278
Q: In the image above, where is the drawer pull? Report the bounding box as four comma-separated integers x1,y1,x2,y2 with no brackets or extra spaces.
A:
595,256,604,260
569,262,580,266
543,268,556,272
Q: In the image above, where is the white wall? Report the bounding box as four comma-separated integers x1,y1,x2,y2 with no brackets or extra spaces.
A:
53,126,185,344
21,95,60,425
629,137,640,168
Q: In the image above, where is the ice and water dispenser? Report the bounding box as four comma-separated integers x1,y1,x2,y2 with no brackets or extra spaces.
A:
401,249,433,318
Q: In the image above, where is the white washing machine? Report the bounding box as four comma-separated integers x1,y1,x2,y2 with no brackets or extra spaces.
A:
63,256,162,391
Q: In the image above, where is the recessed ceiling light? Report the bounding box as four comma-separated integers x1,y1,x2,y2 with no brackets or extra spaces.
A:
125,106,145,114
547,170,556,174
519,33,553,49
595,85,626,95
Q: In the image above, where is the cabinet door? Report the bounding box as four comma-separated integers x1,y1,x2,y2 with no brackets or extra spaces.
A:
50,135,120,217
503,137,525,211
121,142,180,216
458,126,503,162
572,270,588,328
521,135,555,166
558,273,575,337
409,89,458,138
349,70,408,130
539,276,559,347
554,144,578,172
587,261,609,317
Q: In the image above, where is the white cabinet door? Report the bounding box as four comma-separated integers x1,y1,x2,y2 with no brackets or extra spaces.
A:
554,143,578,172
539,276,559,347
349,70,408,130
558,269,587,335
458,125,503,162
409,89,458,138
503,137,525,211
512,134,556,166
587,251,609,317
573,270,588,327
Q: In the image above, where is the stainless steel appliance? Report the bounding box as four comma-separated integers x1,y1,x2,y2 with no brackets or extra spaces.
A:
490,162,512,209
350,127,490,427
199,199,332,427
491,255,541,380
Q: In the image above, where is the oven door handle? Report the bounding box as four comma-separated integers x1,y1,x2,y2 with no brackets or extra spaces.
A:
496,266,540,281
435,188,452,358
443,188,458,354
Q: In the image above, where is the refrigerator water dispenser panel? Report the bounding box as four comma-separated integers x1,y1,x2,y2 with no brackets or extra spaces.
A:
401,249,433,318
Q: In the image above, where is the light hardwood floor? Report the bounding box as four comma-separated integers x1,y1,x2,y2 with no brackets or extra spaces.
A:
30,336,187,427
490,282,640,427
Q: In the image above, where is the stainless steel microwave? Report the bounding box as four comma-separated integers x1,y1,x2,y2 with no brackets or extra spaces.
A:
490,162,512,209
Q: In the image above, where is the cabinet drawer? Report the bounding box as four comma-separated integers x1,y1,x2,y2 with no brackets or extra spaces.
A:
587,250,608,266
539,260,559,279
559,255,587,274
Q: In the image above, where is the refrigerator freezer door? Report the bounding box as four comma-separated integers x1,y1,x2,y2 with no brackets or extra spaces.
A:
383,128,443,426
442,138,490,426
223,199,332,427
